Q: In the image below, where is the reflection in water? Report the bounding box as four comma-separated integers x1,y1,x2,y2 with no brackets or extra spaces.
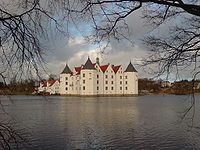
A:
0,95,200,150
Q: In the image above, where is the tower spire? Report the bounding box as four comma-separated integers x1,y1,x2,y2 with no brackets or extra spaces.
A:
82,57,95,70
61,63,72,74
124,62,137,72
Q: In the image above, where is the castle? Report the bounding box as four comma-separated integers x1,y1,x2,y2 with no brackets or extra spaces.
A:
59,57,138,96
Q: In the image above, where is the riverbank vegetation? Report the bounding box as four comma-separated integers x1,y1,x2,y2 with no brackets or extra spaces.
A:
139,79,200,95
1,78,200,96
0,80,37,95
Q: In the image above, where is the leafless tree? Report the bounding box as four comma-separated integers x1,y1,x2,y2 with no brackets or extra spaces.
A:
64,1,199,131
63,0,200,137
0,0,68,149
0,0,199,79
0,0,200,148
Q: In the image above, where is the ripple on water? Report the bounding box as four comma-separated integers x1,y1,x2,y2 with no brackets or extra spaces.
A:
1,95,200,150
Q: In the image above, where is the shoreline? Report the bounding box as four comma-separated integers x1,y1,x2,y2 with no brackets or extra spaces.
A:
1,92,200,96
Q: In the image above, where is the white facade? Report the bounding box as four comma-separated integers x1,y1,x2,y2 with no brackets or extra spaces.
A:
38,80,60,94
59,58,138,96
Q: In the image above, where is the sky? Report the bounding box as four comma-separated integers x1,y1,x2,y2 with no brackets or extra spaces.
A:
39,5,196,82
44,10,152,78
0,0,198,83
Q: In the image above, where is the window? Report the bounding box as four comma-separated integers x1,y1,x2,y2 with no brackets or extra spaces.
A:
120,81,122,85
120,76,122,79
105,87,108,90
83,73,85,77
97,80,99,84
97,86,99,90
120,87,122,90
105,75,108,78
66,87,68,90
83,80,85,84
97,75,99,78
125,76,127,79
111,87,114,90
65,82,68,85
65,77,68,80
105,81,108,84
111,71,113,73
111,81,113,84
89,73,91,77
125,81,128,84
125,87,128,90
111,75,113,79
83,86,85,90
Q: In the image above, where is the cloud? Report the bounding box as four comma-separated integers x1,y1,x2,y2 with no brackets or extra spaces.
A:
43,7,194,81
68,37,87,46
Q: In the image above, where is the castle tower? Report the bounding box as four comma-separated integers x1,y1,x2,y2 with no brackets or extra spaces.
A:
80,57,97,95
60,63,72,95
123,62,138,95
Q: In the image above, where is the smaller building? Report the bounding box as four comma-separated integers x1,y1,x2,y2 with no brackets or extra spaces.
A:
38,80,60,94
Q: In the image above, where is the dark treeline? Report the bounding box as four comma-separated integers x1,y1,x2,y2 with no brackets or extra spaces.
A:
0,80,37,95
139,78,200,95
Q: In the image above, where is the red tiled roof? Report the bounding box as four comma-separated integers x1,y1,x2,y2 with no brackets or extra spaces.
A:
48,80,56,86
112,65,121,73
100,65,109,73
75,66,82,73
41,81,47,87
75,64,96,74
73,64,121,74
41,80,56,87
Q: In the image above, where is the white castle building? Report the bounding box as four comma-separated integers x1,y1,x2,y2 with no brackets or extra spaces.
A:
59,57,138,96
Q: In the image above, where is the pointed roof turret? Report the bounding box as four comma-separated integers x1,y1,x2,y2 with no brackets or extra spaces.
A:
124,62,137,72
61,63,72,74
82,57,96,70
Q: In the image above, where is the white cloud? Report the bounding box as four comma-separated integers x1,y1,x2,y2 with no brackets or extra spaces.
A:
68,37,86,46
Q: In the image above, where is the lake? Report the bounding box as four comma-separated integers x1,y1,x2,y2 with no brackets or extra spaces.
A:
0,95,200,150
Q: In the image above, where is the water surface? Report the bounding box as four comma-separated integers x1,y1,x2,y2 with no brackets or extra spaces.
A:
0,95,200,150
